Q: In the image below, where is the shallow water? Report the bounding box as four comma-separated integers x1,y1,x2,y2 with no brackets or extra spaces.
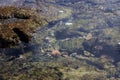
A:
0,0,120,80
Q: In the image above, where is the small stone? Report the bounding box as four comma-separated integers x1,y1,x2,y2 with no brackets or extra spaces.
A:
70,52,77,57
51,50,61,56
65,22,73,25
118,42,120,45
19,55,25,59
84,33,93,40
62,54,69,58
83,51,93,57
59,10,64,13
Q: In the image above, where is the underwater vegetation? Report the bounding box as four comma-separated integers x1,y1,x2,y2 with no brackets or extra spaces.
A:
0,0,120,80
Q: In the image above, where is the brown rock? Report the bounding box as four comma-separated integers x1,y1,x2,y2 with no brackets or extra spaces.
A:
51,50,61,56
0,6,47,48
85,33,93,40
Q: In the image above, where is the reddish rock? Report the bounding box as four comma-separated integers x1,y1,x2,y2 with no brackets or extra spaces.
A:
51,50,61,56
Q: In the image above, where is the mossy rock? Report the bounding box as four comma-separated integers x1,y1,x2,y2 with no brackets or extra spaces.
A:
27,67,63,80
0,59,63,80
0,6,15,19
0,6,48,48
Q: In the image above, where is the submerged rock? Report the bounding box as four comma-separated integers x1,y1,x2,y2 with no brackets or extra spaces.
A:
0,6,47,48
